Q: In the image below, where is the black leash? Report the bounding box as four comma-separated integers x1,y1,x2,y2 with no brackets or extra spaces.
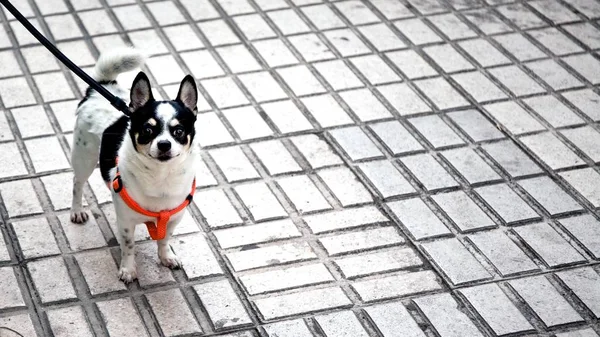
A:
0,0,131,116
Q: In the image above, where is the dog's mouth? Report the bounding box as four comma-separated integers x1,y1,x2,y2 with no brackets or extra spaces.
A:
151,153,181,162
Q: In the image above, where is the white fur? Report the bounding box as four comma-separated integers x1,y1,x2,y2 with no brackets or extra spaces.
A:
70,48,197,283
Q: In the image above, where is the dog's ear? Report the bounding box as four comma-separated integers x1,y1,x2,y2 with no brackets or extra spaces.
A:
130,72,153,111
176,75,198,114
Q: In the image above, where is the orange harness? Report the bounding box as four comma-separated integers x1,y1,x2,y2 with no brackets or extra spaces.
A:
110,160,196,240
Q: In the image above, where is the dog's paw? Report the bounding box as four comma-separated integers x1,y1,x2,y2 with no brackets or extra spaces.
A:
118,267,137,284
70,210,89,224
159,251,182,269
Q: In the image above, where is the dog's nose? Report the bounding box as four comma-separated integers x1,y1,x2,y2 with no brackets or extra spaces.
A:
157,140,171,152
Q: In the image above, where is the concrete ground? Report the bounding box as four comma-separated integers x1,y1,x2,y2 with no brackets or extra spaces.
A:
0,0,599,336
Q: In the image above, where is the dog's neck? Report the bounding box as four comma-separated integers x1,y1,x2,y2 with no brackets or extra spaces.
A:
117,138,197,203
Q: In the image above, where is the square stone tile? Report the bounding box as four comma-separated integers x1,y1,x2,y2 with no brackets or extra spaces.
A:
489,65,546,96
433,191,496,233
526,59,583,90
250,140,302,175
0,142,28,179
386,50,438,79
459,284,534,336
528,27,584,56
146,289,202,336
369,120,423,155
339,88,392,122
97,298,149,337
561,126,600,161
214,219,300,249
560,215,600,259
358,23,406,51
441,147,501,184
561,168,600,207
13,218,60,259
452,71,507,103
277,175,331,214
482,140,542,177
113,5,152,30
494,33,547,62
563,89,600,121
330,126,383,161
557,268,600,319
261,100,314,134
485,101,544,135
48,306,94,337
394,18,443,45
291,134,343,169
324,29,371,57
520,132,585,170
464,9,513,35
0,267,25,310
350,55,401,85
277,65,326,96
523,95,585,127
448,109,505,142
301,4,345,30
195,112,234,147
563,54,600,85
475,184,540,224
314,60,363,91
253,39,299,68
319,227,404,256
422,238,492,285
377,83,431,115
365,302,426,337
291,34,336,63
28,257,77,303
194,280,252,330
563,23,600,50
202,77,249,108
409,115,464,148
180,51,223,79
0,77,36,108
301,94,353,128
387,198,451,240
198,19,240,46
0,180,43,217
233,14,275,40
415,77,469,110
424,44,475,73
497,3,546,29
268,9,311,35
239,72,287,103
358,160,415,199
303,205,387,234
529,0,580,24
468,230,539,276
401,154,459,191
209,146,260,182
318,167,372,206
235,182,288,221
459,39,512,68
217,45,262,73
429,13,477,40
514,222,585,267
519,176,582,215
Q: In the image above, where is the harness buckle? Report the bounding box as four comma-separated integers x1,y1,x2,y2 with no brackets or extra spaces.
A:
112,175,123,193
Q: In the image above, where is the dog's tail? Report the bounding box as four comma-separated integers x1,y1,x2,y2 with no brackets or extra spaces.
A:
92,47,145,82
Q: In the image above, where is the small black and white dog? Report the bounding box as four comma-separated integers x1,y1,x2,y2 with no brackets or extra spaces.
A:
70,48,198,283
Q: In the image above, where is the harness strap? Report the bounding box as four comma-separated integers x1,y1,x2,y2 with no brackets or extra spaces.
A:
111,163,196,240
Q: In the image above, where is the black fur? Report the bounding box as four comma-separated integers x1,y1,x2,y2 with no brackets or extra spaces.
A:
128,101,196,150
100,116,128,182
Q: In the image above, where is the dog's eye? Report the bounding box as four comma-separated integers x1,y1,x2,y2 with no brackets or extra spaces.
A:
142,126,153,136
173,127,184,138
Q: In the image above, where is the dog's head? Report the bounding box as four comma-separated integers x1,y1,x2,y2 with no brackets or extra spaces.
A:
128,72,198,162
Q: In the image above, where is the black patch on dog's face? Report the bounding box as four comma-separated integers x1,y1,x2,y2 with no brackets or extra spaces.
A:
128,101,196,149
127,72,198,160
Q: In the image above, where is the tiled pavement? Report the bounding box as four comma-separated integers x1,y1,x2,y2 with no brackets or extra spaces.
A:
0,0,600,336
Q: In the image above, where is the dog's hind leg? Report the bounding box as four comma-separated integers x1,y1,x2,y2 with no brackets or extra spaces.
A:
70,129,99,223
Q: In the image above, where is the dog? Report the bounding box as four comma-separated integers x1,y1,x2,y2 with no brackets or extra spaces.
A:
70,48,199,283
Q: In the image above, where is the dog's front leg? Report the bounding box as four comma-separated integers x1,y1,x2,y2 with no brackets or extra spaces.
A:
157,217,182,269
117,221,138,283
